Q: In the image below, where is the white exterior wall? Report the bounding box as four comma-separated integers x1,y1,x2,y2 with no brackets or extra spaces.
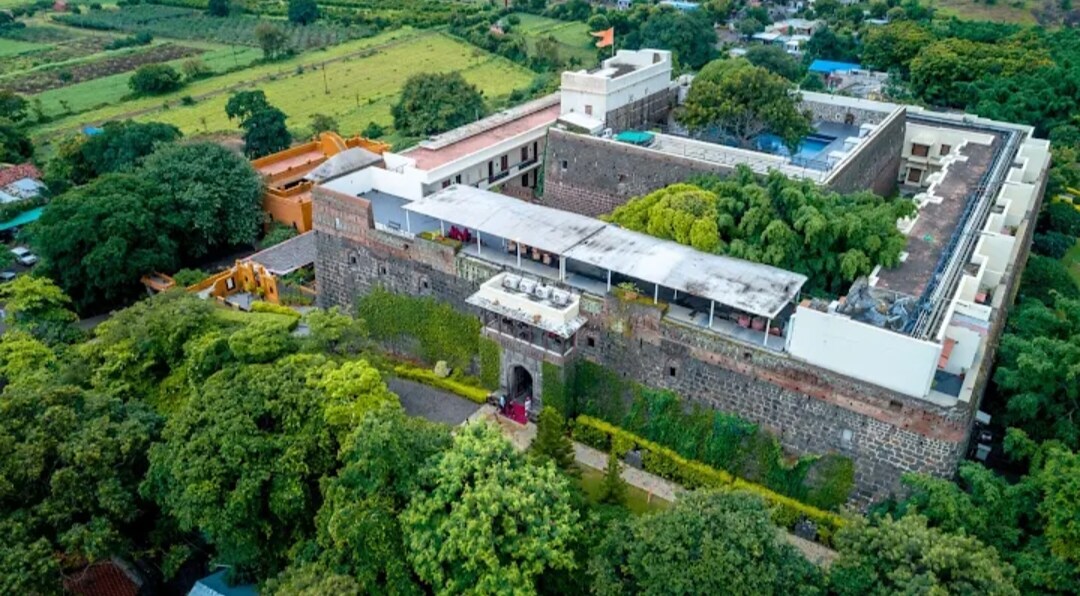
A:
420,126,548,190
560,49,672,118
320,165,423,201
999,183,1036,227
900,124,995,187
787,305,942,399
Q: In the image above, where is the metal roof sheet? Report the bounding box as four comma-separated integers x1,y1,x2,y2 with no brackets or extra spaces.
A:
405,186,807,318
563,227,806,318
403,185,605,255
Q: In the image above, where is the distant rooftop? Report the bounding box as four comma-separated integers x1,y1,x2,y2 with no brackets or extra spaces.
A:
808,60,862,74
248,231,316,275
401,94,560,171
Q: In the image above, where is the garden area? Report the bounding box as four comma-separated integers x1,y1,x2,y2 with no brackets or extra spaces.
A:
514,12,596,67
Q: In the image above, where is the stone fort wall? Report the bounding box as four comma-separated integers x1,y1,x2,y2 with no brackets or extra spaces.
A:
314,185,975,503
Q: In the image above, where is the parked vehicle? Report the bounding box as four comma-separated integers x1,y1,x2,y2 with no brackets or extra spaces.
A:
0,271,16,282
10,246,37,266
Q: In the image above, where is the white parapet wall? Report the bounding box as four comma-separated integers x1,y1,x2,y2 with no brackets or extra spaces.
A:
560,49,673,119
787,304,943,400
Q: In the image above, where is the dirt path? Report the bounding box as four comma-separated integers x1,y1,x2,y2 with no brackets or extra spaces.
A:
37,29,436,140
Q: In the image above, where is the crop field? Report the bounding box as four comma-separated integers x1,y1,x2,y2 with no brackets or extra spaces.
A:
138,33,536,137
927,0,1038,24
28,27,417,137
30,44,260,119
514,13,596,67
0,37,51,58
2,43,204,93
54,5,375,49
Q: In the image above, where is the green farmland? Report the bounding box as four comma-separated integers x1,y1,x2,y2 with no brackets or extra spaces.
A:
0,37,52,58
515,13,597,67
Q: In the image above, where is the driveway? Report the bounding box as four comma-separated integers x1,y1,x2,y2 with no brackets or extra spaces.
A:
389,378,482,426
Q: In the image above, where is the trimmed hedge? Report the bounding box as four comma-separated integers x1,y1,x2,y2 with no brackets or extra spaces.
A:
573,415,844,546
251,301,301,318
358,288,480,370
393,364,490,404
478,337,500,391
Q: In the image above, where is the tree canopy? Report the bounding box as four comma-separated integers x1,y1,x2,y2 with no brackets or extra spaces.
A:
128,64,184,95
589,491,822,594
391,72,485,137
680,58,812,153
606,169,915,296
226,90,291,158
401,422,582,594
287,0,318,25
44,120,181,190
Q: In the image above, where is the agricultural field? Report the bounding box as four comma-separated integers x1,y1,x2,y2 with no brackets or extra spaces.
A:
0,26,115,76
0,37,51,58
138,33,536,139
514,13,597,67
3,43,203,93
54,4,375,48
926,0,1039,24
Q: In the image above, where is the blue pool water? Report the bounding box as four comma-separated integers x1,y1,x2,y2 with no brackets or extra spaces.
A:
757,133,834,163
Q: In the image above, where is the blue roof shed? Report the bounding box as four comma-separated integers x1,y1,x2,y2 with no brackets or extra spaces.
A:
808,60,862,74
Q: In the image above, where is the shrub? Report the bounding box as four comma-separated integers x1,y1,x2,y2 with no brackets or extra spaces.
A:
105,31,152,49
393,364,489,403
1033,231,1076,259
251,301,300,318
129,64,183,95
573,415,845,544
362,121,385,139
1041,200,1080,237
258,222,298,249
171,268,207,287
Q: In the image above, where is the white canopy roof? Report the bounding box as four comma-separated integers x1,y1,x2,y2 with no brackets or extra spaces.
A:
405,186,807,318
563,227,806,318
403,185,605,254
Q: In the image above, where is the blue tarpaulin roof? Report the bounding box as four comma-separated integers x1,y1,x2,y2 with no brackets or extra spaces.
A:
188,570,257,596
808,60,861,74
614,131,655,146
0,207,42,232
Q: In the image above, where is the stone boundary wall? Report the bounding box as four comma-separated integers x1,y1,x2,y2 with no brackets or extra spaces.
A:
824,107,906,197
541,128,734,217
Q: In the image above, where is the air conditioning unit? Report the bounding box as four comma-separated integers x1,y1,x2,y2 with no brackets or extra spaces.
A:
534,285,553,300
502,274,522,291
519,279,537,295
551,290,571,307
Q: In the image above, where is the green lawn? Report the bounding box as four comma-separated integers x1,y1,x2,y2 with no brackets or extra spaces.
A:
0,38,52,58
579,466,671,515
927,0,1038,24
135,33,535,138
513,13,597,67
1063,238,1080,291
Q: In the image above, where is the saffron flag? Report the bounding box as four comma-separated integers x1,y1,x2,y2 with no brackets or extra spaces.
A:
591,27,614,48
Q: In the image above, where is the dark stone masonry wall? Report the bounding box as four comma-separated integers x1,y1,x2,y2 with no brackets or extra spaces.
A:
604,87,678,133
824,108,906,197
541,128,733,217
314,187,974,502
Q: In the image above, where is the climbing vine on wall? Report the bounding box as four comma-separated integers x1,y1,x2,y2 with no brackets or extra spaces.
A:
356,287,480,371
478,337,501,391
541,361,570,415
567,360,854,510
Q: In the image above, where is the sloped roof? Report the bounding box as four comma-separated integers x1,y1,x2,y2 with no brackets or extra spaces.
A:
247,231,316,275
304,147,382,182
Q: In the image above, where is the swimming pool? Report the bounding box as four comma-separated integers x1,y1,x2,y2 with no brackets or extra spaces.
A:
757,133,835,162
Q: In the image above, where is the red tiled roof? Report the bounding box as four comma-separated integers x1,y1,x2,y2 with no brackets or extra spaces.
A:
63,560,142,596
0,163,42,188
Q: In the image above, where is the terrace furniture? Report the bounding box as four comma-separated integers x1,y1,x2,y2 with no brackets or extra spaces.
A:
751,317,766,331
737,314,751,328
542,253,552,266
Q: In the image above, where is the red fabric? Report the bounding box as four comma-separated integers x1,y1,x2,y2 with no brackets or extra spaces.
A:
591,27,614,48
0,164,42,188
508,402,528,425
63,561,140,596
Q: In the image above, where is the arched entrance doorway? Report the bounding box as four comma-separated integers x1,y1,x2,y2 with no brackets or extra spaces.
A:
509,365,533,400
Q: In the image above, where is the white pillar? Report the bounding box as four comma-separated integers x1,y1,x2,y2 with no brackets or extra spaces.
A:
654,283,659,304
516,242,522,268
439,219,445,236
606,269,612,291
404,210,411,233
673,289,678,300
476,231,482,256
764,318,771,346
709,300,715,328
559,256,566,281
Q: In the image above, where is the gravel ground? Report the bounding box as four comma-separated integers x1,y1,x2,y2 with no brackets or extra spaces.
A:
389,378,481,426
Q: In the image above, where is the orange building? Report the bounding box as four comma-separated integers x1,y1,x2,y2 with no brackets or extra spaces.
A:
252,132,390,232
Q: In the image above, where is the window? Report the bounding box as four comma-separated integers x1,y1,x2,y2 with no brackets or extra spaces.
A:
500,155,509,171
455,174,462,183
668,366,677,377
586,336,595,348
940,144,951,156
561,160,568,171
225,277,236,291
349,255,357,265
521,147,529,162
906,167,923,184
888,399,903,411
488,161,494,179
521,172,530,187
840,429,853,448
441,179,450,188
911,143,930,157
584,104,593,116
379,265,388,275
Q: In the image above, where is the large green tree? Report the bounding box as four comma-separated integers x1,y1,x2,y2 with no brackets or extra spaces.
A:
287,0,318,25
31,174,180,313
141,141,263,259
0,353,162,595
225,91,291,158
44,120,181,190
606,169,914,296
993,294,1080,448
680,58,812,153
401,422,582,594
391,72,485,137
633,6,717,70
298,405,450,593
0,118,33,163
589,491,822,594
143,353,397,580
860,21,935,73
0,276,81,345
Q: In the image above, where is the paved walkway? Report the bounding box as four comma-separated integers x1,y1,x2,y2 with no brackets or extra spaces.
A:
390,378,481,426
464,407,838,567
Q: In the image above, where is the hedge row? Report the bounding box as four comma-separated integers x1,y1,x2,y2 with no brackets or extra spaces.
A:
478,337,500,391
573,415,845,546
393,364,490,404
357,288,480,371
